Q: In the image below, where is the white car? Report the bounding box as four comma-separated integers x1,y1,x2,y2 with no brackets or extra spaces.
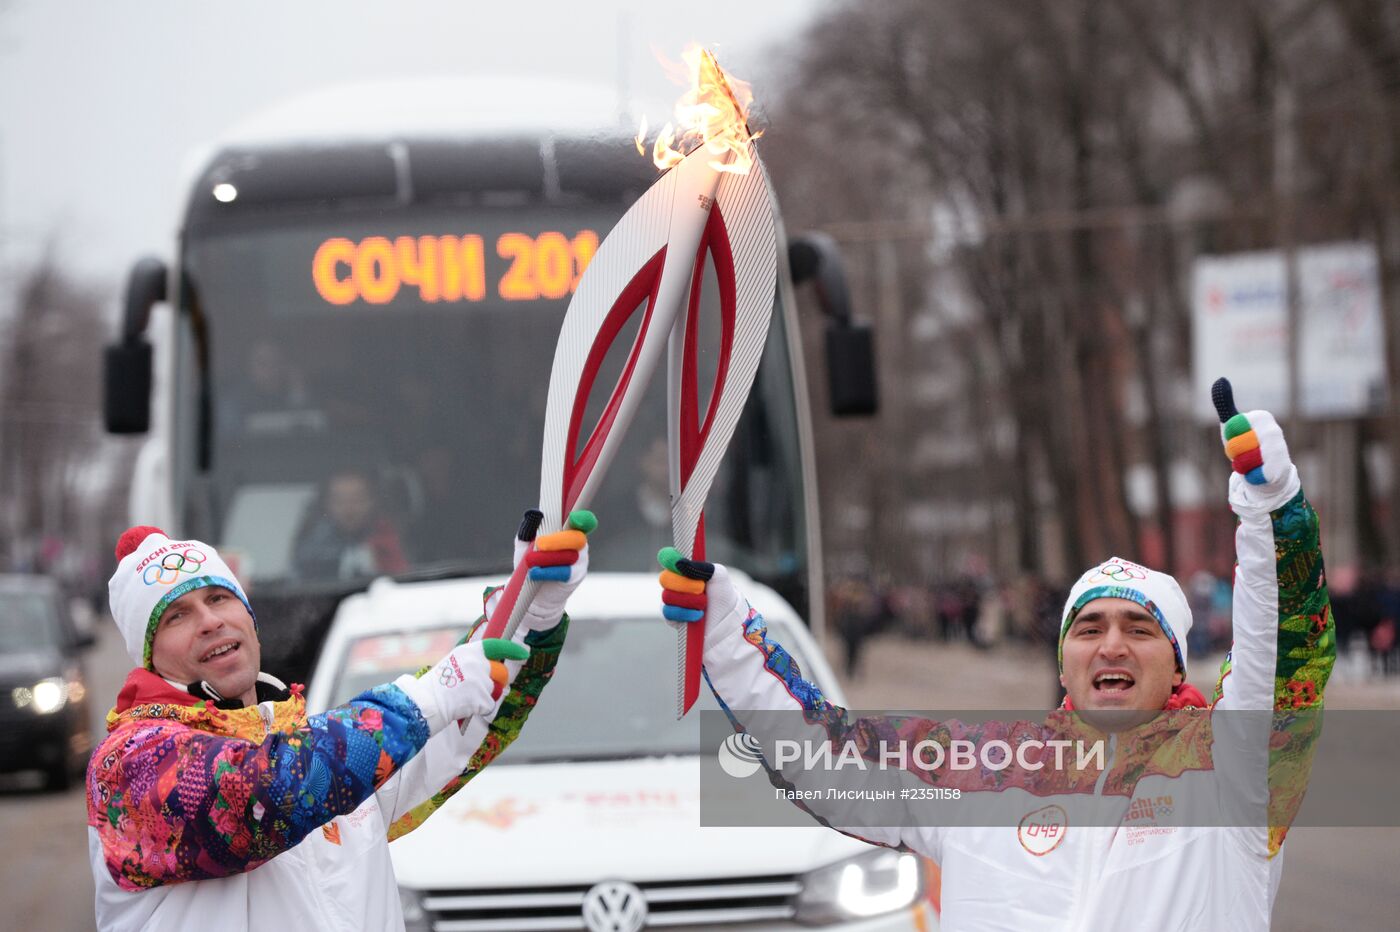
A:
306,572,941,931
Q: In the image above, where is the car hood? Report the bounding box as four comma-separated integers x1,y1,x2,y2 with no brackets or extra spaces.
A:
388,755,869,888
0,649,63,685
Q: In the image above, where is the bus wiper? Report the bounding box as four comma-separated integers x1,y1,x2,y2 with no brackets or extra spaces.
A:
391,560,512,584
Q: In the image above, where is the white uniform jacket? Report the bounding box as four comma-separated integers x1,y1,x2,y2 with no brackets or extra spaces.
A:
702,474,1332,932
86,619,566,931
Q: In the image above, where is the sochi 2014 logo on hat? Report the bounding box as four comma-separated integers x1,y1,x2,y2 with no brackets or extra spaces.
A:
1083,557,1149,585
717,732,764,778
139,546,207,586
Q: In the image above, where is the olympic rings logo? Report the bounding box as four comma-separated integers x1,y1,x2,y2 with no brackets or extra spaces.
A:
142,549,207,586
1088,560,1147,584
437,654,466,689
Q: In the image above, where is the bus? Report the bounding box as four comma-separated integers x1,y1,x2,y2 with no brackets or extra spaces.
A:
103,77,873,679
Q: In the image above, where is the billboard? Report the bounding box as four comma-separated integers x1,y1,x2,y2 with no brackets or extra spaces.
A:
1192,241,1388,419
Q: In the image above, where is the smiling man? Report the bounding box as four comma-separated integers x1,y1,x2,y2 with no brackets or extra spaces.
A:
147,583,262,701
86,516,592,931
659,381,1334,931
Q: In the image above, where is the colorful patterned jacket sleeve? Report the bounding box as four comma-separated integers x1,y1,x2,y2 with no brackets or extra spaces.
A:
699,599,1052,861
1212,484,1335,856
385,615,569,840
87,683,429,891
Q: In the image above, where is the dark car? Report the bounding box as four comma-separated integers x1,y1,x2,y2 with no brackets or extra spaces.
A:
0,575,95,790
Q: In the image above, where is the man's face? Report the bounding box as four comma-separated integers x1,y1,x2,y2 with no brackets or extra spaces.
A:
327,474,374,533
1059,597,1181,727
150,586,260,704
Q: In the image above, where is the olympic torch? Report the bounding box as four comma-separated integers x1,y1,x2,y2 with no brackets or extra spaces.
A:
482,49,777,720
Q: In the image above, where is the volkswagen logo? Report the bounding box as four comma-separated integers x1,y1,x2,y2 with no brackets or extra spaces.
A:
581,880,647,932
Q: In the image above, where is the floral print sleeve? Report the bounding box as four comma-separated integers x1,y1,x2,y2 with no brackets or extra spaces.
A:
1266,492,1335,710
87,683,429,890
1264,491,1334,855
1210,489,1335,856
387,615,568,840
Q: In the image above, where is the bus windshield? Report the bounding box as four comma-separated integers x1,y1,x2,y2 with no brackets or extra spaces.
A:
181,205,808,612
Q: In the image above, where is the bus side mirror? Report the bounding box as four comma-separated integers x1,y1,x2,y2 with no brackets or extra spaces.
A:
824,323,877,417
104,340,153,433
103,257,167,434
788,234,878,417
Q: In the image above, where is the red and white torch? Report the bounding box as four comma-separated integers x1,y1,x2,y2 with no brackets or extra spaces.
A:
483,47,778,718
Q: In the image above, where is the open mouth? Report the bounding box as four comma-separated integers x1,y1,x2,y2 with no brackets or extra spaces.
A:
200,642,240,663
1093,671,1136,692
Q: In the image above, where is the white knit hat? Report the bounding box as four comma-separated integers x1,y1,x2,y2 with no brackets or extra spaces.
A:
1059,556,1192,674
107,526,253,669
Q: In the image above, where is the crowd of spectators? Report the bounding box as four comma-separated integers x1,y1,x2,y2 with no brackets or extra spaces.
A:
829,564,1400,688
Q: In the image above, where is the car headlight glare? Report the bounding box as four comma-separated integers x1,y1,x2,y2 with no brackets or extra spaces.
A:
31,678,67,714
795,848,924,924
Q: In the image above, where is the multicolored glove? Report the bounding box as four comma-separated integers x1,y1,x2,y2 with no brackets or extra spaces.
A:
394,638,528,735
1212,377,1299,507
657,547,742,634
485,509,596,638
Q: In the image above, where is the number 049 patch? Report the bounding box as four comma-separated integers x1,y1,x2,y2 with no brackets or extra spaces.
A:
1018,805,1068,856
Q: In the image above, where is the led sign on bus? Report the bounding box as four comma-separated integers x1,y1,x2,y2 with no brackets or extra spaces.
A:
312,231,600,306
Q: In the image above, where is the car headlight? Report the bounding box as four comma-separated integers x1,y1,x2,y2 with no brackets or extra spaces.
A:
12,677,68,714
795,848,925,924
32,677,67,714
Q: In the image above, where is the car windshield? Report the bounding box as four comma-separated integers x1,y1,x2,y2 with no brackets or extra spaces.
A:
0,590,61,653
326,616,817,761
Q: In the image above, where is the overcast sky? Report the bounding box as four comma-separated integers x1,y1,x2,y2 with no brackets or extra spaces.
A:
0,0,823,286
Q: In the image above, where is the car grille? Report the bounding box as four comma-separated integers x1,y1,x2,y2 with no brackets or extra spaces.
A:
422,874,803,930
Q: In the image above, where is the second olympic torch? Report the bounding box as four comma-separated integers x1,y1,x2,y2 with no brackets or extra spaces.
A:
482,48,777,718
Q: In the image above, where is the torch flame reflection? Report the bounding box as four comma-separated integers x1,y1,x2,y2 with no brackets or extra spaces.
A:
640,45,758,175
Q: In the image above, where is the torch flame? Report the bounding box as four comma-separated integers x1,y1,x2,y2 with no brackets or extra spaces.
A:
639,45,758,175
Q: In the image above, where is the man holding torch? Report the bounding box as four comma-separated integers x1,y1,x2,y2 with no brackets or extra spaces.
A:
660,381,1333,930
86,512,593,931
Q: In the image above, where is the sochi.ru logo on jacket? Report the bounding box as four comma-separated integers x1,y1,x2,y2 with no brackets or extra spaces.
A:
141,548,207,585
716,732,764,778
1125,794,1174,823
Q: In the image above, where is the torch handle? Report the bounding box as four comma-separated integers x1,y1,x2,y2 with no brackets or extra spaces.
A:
481,510,547,641
481,552,532,640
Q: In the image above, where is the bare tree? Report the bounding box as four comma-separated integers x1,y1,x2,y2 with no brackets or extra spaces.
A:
1325,0,1400,566
0,252,106,575
761,0,1400,590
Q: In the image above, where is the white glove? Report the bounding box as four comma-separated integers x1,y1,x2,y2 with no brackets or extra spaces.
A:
485,509,595,640
1221,409,1300,512
394,638,528,735
1212,378,1301,513
657,549,747,650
